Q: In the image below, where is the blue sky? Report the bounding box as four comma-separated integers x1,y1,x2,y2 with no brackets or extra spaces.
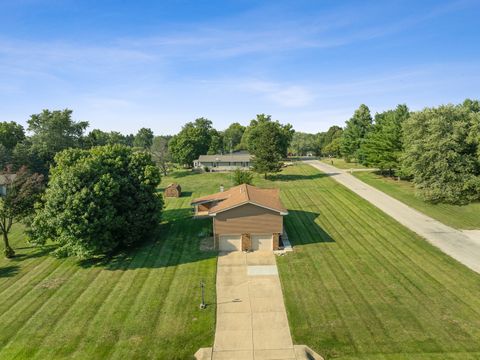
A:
1,0,479,135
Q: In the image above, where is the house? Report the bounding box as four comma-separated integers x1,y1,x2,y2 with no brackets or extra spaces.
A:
164,183,181,198
0,174,16,196
191,184,288,251
193,151,252,171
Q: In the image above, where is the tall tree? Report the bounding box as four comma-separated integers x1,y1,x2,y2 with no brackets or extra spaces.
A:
402,103,480,204
27,109,88,173
246,114,294,178
169,118,214,166
0,167,44,258
341,104,373,162
30,145,163,258
223,123,245,152
0,122,25,151
289,132,317,156
150,136,171,176
360,104,409,173
134,128,154,149
207,129,224,154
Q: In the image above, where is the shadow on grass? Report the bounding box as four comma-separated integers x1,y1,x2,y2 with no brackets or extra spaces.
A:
0,265,20,277
77,207,217,270
285,209,335,245
12,245,57,262
170,170,197,178
270,172,335,182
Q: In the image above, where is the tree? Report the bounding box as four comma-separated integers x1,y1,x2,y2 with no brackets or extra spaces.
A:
27,109,89,173
134,128,154,149
169,118,214,166
0,167,44,258
289,132,317,156
402,103,480,204
341,104,373,162
30,145,163,258
317,126,343,156
246,115,294,178
322,137,342,157
150,136,171,176
207,129,224,154
223,123,245,152
360,104,409,173
232,169,254,185
0,122,25,151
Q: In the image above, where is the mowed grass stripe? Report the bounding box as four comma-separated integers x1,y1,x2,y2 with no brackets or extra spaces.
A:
276,164,480,358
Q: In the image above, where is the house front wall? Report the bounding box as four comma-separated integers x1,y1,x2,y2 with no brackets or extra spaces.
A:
213,203,283,236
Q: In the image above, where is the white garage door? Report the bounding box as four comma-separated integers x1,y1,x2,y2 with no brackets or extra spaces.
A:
251,234,273,251
219,235,242,252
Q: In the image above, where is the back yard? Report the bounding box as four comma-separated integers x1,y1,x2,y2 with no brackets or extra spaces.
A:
0,165,479,359
353,171,480,229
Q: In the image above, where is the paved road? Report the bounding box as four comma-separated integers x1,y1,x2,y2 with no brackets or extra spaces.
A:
213,251,295,360
305,160,480,274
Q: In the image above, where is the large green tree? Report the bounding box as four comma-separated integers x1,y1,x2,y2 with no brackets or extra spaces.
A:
289,132,318,156
360,104,409,173
30,145,163,258
341,104,373,161
27,109,88,173
246,114,294,178
402,103,480,204
0,167,44,258
134,128,154,149
169,118,214,166
223,123,245,152
0,122,25,151
150,136,171,176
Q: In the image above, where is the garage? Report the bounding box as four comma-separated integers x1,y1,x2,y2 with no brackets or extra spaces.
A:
219,234,242,252
251,234,273,251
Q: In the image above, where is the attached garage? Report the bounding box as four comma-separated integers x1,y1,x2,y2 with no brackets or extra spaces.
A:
251,234,273,251
219,235,242,252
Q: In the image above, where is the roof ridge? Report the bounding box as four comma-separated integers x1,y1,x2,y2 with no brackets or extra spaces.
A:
244,183,250,201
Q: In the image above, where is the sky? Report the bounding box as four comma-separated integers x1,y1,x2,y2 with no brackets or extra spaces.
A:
1,0,479,135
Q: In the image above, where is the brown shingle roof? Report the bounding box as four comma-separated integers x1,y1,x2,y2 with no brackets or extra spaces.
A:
191,184,288,215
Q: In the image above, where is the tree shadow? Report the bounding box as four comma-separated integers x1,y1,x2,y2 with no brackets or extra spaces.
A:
77,207,216,270
169,170,196,178
284,209,335,245
11,245,57,262
0,265,20,277
270,172,335,182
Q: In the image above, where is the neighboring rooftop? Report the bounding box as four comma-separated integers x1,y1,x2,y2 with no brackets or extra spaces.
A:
197,152,252,163
191,184,288,215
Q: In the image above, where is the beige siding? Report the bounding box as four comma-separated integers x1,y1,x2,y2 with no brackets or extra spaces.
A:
214,203,283,235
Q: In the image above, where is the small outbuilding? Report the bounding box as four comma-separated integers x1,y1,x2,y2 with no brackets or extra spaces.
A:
164,183,181,198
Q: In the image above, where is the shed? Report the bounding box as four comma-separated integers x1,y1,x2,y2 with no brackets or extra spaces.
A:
164,183,181,198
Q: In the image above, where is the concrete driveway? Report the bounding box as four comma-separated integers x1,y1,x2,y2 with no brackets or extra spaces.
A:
213,251,295,360
306,160,480,274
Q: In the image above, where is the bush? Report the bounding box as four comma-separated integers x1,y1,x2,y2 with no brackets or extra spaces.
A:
232,168,253,185
30,145,163,258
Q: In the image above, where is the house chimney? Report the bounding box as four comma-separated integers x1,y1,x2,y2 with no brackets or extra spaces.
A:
220,184,224,192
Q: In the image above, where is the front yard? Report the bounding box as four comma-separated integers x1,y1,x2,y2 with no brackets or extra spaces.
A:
0,165,479,359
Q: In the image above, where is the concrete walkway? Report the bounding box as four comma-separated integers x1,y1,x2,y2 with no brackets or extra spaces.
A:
305,160,480,274
213,251,295,359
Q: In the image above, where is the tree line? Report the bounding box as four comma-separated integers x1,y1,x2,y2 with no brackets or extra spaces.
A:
339,99,480,205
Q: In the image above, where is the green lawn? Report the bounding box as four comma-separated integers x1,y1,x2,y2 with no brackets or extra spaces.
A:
275,165,480,359
1,166,479,359
352,171,480,229
0,172,226,359
321,157,370,170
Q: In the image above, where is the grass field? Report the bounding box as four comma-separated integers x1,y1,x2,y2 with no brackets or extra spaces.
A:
1,165,479,359
352,171,480,230
0,173,226,359
275,165,480,359
321,157,370,170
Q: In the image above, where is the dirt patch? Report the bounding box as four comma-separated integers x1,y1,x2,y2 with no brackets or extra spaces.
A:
200,236,215,252
37,277,66,289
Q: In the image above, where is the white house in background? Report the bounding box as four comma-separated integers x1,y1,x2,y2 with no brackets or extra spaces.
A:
0,174,16,196
193,151,253,172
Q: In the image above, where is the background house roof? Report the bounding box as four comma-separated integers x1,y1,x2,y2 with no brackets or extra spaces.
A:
191,184,287,215
197,153,252,162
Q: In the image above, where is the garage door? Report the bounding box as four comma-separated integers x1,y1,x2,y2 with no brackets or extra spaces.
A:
219,235,242,252
251,234,273,251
